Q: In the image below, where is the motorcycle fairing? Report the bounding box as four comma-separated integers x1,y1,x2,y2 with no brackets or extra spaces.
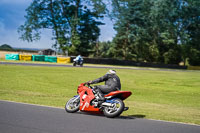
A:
104,91,132,100
79,86,100,112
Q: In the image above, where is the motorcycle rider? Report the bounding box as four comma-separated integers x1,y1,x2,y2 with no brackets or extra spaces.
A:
75,55,83,64
87,70,121,105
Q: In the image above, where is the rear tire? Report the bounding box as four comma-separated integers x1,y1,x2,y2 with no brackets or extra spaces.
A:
103,98,124,118
80,63,83,67
65,97,80,113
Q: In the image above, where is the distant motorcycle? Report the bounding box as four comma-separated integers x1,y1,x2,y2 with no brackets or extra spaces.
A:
65,83,132,118
73,58,83,67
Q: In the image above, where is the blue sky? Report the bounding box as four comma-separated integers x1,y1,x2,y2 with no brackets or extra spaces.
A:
0,0,115,49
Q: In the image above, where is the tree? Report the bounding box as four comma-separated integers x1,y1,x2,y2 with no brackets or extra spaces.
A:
18,0,106,55
110,0,200,65
92,41,114,58
181,0,200,66
78,9,104,56
0,44,13,50
111,0,160,61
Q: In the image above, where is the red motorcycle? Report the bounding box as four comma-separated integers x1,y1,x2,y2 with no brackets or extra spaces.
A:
65,83,132,118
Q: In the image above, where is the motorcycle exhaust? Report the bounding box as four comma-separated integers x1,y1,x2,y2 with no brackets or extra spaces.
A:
102,103,129,111
101,102,112,107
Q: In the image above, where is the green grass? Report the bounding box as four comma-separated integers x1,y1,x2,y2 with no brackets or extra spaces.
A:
0,64,200,125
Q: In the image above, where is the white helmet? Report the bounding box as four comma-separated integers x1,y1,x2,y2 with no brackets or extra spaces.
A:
107,70,116,74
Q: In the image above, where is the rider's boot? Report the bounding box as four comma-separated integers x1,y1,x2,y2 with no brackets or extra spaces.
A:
93,87,105,107
96,92,105,106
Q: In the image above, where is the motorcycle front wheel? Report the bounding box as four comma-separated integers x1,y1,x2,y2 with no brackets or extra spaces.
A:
65,96,80,113
103,98,124,118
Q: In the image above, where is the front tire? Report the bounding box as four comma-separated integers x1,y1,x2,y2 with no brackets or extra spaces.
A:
103,98,124,118
65,97,80,113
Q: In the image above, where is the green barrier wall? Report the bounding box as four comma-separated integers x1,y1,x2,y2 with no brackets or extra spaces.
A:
45,56,57,63
5,54,19,60
32,55,45,61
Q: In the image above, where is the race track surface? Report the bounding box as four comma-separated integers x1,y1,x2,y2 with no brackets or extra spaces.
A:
0,100,199,133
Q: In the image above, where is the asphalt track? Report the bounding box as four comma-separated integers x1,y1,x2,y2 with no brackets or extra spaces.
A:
0,100,199,133
0,61,191,72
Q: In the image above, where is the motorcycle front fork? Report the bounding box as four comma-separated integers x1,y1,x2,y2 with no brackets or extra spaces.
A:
72,95,80,103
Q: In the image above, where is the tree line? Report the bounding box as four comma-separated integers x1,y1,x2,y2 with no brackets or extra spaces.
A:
18,0,200,66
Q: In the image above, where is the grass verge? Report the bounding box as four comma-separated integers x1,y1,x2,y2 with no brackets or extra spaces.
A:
0,64,199,124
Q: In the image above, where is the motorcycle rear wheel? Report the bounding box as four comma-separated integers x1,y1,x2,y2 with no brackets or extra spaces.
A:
65,97,80,113
103,98,124,118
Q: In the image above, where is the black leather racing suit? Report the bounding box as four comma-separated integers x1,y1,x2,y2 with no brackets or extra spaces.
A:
91,73,121,94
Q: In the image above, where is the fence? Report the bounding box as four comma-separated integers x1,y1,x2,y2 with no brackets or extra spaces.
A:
70,57,187,69
5,54,70,64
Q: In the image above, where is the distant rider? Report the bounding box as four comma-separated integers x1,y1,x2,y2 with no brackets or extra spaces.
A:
75,55,83,63
87,70,121,103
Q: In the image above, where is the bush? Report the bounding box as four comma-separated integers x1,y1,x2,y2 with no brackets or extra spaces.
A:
188,48,200,66
163,48,182,65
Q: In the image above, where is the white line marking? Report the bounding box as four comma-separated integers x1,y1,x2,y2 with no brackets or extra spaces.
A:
147,118,200,127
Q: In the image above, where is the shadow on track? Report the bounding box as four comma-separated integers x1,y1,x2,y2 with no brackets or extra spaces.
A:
75,111,145,120
117,114,146,120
